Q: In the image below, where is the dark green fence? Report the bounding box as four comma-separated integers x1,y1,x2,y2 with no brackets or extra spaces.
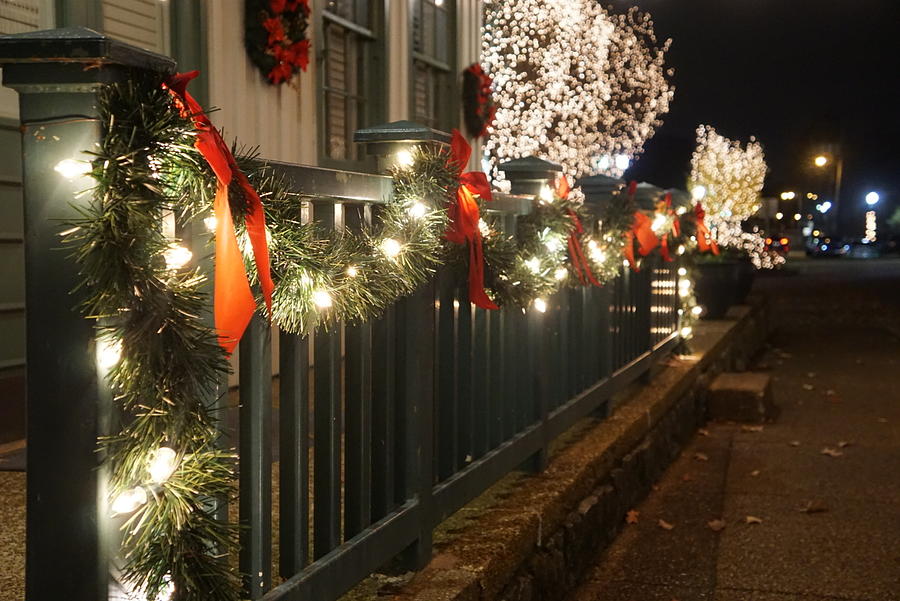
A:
249,161,680,601
0,28,680,601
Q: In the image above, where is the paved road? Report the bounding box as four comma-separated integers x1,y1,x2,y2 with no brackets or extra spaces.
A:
568,257,900,601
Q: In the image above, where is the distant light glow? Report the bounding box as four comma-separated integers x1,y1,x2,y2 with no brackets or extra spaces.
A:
381,238,403,258
407,201,428,220
866,191,880,206
533,298,548,313
691,185,707,201
163,244,192,270
395,149,414,168
312,289,333,309
614,154,631,171
775,212,784,220
814,155,828,167
111,487,147,515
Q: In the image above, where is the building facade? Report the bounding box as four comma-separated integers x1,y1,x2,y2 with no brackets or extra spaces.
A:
0,0,484,444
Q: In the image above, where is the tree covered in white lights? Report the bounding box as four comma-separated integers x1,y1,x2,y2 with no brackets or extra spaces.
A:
689,125,783,268
481,1,674,182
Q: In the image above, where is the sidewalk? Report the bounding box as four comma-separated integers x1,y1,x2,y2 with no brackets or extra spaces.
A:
568,259,900,601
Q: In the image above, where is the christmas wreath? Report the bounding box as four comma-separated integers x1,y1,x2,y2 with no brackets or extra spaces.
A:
245,0,311,85
462,64,497,139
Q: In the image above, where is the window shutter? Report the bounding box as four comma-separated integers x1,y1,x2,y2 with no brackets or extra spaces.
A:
102,0,169,55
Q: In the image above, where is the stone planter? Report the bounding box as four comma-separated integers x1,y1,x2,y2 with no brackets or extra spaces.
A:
695,260,746,319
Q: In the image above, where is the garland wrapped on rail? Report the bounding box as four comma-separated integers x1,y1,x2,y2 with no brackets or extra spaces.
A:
66,72,696,601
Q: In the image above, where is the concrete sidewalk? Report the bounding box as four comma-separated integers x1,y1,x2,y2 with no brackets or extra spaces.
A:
568,260,900,601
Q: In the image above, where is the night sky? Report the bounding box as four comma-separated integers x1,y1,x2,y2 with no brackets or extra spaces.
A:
613,0,900,234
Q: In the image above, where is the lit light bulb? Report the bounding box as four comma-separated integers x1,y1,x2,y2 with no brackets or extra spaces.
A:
691,185,707,201
97,337,122,370
692,305,703,316
539,185,554,203
395,149,414,168
533,298,548,313
163,244,192,270
312,289,333,309
651,213,667,233
203,215,217,232
615,154,630,171
680,326,693,338
525,257,541,273
677,267,687,276
590,246,606,263
346,265,359,277
677,245,685,255
111,487,147,515
554,267,568,280
478,218,491,236
54,158,92,179
623,259,630,267
148,447,178,483
545,236,563,252
676,206,687,215
407,201,427,220
381,238,402,258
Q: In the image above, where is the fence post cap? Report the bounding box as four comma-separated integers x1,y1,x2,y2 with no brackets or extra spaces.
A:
353,120,451,144
633,182,666,210
577,173,626,195
0,26,175,73
498,156,563,178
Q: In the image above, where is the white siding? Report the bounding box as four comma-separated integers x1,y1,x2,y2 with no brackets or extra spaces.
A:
102,0,169,54
206,1,317,166
0,0,53,120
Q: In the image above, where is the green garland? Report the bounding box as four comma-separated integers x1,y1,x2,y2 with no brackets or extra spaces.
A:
67,73,694,601
69,77,240,600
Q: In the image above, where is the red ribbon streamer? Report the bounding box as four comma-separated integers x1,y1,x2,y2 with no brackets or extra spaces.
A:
165,71,275,354
445,130,498,310
622,181,658,272
694,201,720,255
657,192,679,263
556,176,600,286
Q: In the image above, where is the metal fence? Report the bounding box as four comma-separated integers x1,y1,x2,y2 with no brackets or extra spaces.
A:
0,28,680,601
246,162,681,601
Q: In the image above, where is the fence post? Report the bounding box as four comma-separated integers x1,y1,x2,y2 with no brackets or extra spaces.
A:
355,121,449,569
577,174,626,411
0,27,175,601
498,156,562,472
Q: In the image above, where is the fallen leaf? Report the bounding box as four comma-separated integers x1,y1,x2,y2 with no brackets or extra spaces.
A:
837,440,852,448
698,428,710,437
877,417,888,423
694,452,709,462
745,515,763,525
750,469,761,477
658,519,675,530
778,351,793,359
707,519,727,532
825,389,836,396
682,473,694,482
652,484,661,491
802,383,814,391
789,440,801,447
855,359,863,365
741,425,764,433
807,372,816,378
625,509,640,524
821,447,843,458
799,500,829,514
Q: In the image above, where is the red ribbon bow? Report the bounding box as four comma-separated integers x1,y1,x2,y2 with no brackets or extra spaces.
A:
657,192,680,263
622,182,658,272
557,176,600,286
165,71,275,354
694,201,720,255
445,130,498,310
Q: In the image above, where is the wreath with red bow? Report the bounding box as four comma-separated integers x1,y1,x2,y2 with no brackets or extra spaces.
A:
245,0,311,85
462,64,497,139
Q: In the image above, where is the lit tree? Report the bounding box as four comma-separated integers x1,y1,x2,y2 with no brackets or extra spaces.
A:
688,125,783,268
481,1,674,181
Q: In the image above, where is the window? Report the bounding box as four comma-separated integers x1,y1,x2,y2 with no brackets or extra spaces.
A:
321,0,383,165
411,0,454,130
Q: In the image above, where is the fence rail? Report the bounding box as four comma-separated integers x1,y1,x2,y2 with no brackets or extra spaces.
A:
0,28,681,601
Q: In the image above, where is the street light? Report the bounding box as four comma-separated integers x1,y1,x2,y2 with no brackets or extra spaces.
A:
865,191,880,206
780,191,796,201
813,155,828,167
